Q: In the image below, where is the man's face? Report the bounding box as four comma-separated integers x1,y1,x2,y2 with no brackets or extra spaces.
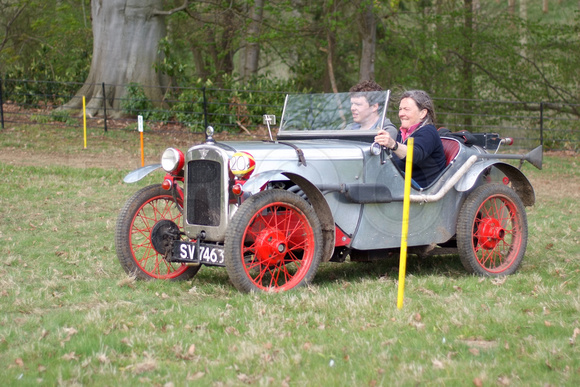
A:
350,96,378,125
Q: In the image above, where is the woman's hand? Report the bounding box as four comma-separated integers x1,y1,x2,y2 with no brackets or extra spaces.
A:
374,129,396,149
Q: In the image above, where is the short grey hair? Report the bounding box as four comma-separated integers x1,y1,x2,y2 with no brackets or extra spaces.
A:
399,90,436,125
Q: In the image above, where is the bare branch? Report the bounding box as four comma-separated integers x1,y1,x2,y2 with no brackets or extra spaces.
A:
447,49,524,102
152,0,190,17
447,49,580,117
0,3,28,53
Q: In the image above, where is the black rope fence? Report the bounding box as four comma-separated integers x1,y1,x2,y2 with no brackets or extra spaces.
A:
0,78,578,151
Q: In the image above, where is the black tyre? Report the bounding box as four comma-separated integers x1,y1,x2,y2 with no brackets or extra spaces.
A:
456,183,528,276
115,184,200,280
225,190,323,292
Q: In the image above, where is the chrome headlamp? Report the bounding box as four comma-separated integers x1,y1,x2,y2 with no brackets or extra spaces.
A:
161,147,184,173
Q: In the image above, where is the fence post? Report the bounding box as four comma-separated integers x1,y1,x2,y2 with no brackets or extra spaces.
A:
539,102,544,146
102,82,108,133
0,78,4,130
202,86,208,130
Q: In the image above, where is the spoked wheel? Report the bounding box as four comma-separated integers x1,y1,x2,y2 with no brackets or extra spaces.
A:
225,190,323,292
456,184,528,276
115,184,200,280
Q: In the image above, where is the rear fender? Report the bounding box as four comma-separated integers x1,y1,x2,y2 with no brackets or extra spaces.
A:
455,161,535,206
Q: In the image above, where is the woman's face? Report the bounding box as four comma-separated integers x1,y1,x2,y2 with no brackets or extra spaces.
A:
399,97,427,128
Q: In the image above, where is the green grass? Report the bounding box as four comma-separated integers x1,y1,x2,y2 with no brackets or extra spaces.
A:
0,123,204,161
0,125,579,386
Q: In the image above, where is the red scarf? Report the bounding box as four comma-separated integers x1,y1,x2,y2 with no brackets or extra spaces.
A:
400,122,422,142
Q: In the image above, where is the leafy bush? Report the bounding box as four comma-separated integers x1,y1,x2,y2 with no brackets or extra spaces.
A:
117,76,298,133
121,83,154,119
50,109,77,125
171,87,205,130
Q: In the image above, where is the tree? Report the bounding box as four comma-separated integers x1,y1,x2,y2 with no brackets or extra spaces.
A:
0,1,91,82
63,0,189,117
357,0,377,81
462,0,474,127
241,0,265,81
0,1,27,58
173,1,252,83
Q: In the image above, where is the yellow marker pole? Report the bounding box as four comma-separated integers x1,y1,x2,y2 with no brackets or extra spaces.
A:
138,115,145,167
82,96,87,149
397,137,414,309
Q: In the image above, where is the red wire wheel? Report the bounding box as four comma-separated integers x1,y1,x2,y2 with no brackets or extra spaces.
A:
457,183,528,276
225,190,323,292
115,184,200,280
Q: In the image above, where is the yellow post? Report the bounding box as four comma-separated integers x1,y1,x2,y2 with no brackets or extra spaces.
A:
397,137,414,309
82,96,87,149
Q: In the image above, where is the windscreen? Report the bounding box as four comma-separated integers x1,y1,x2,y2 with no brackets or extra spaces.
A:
279,91,390,133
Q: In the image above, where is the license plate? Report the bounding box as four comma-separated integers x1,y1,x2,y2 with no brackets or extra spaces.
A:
172,241,225,267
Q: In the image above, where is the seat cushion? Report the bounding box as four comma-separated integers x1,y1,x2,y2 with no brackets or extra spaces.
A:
441,138,460,166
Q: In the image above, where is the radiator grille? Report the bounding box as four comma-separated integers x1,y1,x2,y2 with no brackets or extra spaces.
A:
186,159,221,226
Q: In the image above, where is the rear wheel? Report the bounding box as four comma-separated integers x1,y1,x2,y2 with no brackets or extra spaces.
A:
225,190,323,292
456,184,527,276
115,184,200,280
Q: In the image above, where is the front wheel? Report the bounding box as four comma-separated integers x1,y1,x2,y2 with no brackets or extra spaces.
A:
225,190,323,292
456,184,528,276
115,184,200,280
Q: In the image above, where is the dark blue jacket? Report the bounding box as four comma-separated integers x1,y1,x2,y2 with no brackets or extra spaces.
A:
394,124,446,188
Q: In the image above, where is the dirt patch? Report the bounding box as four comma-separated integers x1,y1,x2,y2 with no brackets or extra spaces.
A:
0,148,134,169
528,151,579,201
529,175,580,200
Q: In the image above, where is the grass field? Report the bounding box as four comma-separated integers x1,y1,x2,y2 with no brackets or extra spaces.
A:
0,125,579,386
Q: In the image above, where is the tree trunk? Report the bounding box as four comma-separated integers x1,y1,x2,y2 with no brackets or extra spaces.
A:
215,8,236,81
242,0,264,81
63,0,169,118
463,0,474,128
508,0,515,15
191,44,209,80
520,0,527,52
326,31,338,94
358,1,376,81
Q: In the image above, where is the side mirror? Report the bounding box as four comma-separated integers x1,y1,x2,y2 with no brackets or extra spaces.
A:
263,115,276,126
263,115,276,141
370,142,391,164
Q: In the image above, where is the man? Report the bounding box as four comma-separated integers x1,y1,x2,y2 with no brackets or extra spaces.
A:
345,80,397,138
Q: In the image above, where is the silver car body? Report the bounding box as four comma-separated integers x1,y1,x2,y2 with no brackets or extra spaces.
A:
181,91,536,262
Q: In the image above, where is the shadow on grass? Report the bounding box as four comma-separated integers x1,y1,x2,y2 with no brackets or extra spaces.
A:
186,251,468,292
313,252,467,287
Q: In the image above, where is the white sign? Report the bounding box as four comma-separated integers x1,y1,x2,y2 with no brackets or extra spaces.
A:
138,115,143,132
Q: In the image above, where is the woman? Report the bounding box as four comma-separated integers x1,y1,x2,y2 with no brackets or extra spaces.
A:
374,90,446,188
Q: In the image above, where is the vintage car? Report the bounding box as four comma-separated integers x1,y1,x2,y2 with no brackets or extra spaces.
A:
115,90,543,292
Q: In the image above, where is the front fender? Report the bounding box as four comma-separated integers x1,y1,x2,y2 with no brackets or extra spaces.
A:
455,161,535,206
283,173,336,263
242,170,288,194
243,170,336,263
123,164,162,183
